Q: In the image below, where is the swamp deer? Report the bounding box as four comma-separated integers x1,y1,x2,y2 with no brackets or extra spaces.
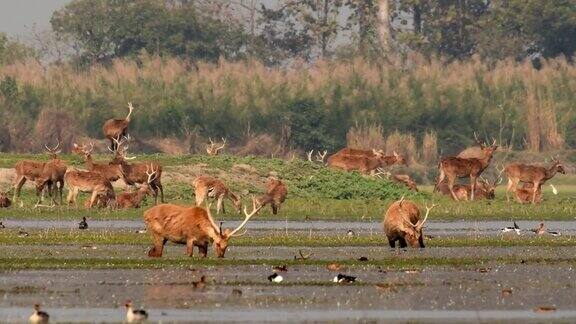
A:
102,102,134,151
117,165,157,209
13,143,64,203
35,142,67,205
505,159,565,204
65,170,115,208
383,197,438,248
72,142,124,183
206,137,226,156
144,198,262,258
255,177,287,215
435,140,498,201
193,176,242,214
0,187,12,207
110,137,164,203
327,151,406,174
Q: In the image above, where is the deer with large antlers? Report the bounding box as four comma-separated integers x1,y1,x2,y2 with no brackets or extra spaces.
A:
144,198,263,258
102,102,134,151
383,197,437,248
117,165,157,209
110,137,164,203
255,177,287,215
206,137,226,156
435,140,498,201
193,176,242,214
13,143,64,204
35,141,67,206
504,159,565,204
64,170,115,208
72,142,124,183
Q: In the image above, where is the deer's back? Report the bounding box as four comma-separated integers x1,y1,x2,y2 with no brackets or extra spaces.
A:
102,119,129,137
505,163,545,181
15,160,45,178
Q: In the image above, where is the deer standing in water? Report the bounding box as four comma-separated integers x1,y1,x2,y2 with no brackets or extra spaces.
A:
193,176,242,214
102,102,134,151
504,159,565,204
144,198,262,258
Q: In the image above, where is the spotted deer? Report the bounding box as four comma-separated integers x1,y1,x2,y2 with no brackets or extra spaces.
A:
64,170,115,208
505,159,565,204
193,176,241,214
35,141,67,206
14,143,63,204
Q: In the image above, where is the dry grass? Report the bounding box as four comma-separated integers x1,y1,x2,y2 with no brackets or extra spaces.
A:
346,124,385,150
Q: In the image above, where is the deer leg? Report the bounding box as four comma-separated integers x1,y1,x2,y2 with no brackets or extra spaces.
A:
506,179,514,202
398,237,408,248
58,180,64,205
186,238,196,257
197,242,209,258
216,196,224,214
470,176,477,201
418,233,425,248
531,181,540,204
88,191,99,209
272,202,278,215
388,238,396,248
13,176,26,202
447,177,459,201
148,236,166,258
157,182,165,203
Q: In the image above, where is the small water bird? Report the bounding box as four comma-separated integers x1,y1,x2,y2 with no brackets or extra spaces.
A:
268,273,283,283
192,275,207,289
125,300,148,323
347,229,355,237
550,184,558,195
135,229,147,234
18,230,29,237
0,221,5,229
29,304,49,323
501,221,521,235
547,229,561,236
273,265,288,272
78,217,88,230
333,274,356,284
531,222,546,235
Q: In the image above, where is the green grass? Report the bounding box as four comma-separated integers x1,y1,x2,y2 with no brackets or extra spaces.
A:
1,229,575,247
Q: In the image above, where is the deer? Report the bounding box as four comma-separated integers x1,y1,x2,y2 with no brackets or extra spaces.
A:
110,137,164,203
144,197,263,258
255,177,287,215
117,165,158,209
515,184,543,204
390,174,419,192
72,142,124,183
102,102,134,151
329,147,385,159
13,143,64,204
383,196,438,248
64,169,116,208
436,166,504,201
206,137,226,156
434,139,498,201
34,141,67,206
192,176,242,214
327,151,406,174
504,159,565,204
0,186,12,207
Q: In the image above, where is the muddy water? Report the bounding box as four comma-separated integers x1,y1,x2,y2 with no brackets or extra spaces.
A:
3,220,575,235
1,265,576,322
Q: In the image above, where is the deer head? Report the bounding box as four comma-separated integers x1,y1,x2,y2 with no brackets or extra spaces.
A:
139,164,157,195
479,166,505,199
110,135,136,163
550,158,566,175
392,151,407,165
45,140,61,159
206,137,226,156
207,197,262,257
397,197,437,247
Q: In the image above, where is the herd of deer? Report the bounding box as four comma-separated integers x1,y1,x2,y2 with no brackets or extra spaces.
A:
0,102,567,258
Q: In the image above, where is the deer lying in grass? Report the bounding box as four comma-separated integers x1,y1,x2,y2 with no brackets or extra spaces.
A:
144,198,262,258
0,187,12,207
436,167,504,201
117,165,157,209
383,197,437,248
72,142,124,183
65,170,115,208
206,137,226,156
110,137,165,203
102,102,134,151
515,183,542,204
435,139,498,201
255,177,287,215
193,176,241,214
35,142,67,206
391,174,419,192
505,159,565,204
327,151,406,174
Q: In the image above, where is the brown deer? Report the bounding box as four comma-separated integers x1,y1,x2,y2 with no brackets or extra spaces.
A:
13,143,63,203
383,197,437,248
193,176,242,214
144,198,262,258
328,147,384,159
436,166,504,201
110,138,164,203
505,159,565,204
35,142,67,205
64,170,116,208
102,102,134,151
206,137,226,156
255,177,287,215
435,140,498,201
515,184,543,204
83,194,110,209
391,174,419,192
117,165,157,209
72,142,124,183
327,152,406,174
0,187,12,207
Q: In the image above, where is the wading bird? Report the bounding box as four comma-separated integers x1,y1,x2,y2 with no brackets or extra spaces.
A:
268,273,283,283
78,217,88,230
501,221,520,235
124,300,148,323
29,304,49,324
333,274,356,284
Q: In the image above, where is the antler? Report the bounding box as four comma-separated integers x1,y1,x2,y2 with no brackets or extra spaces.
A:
418,203,438,228
373,167,390,179
217,137,226,151
85,142,94,154
204,202,221,234
494,165,505,185
44,140,61,155
145,164,157,183
126,102,134,121
316,150,327,163
228,197,263,237
307,150,314,162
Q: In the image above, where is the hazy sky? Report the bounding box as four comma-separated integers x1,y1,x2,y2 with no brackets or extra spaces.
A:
0,0,71,37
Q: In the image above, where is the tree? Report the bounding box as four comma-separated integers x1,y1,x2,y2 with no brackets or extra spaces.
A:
50,0,248,64
0,33,37,66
